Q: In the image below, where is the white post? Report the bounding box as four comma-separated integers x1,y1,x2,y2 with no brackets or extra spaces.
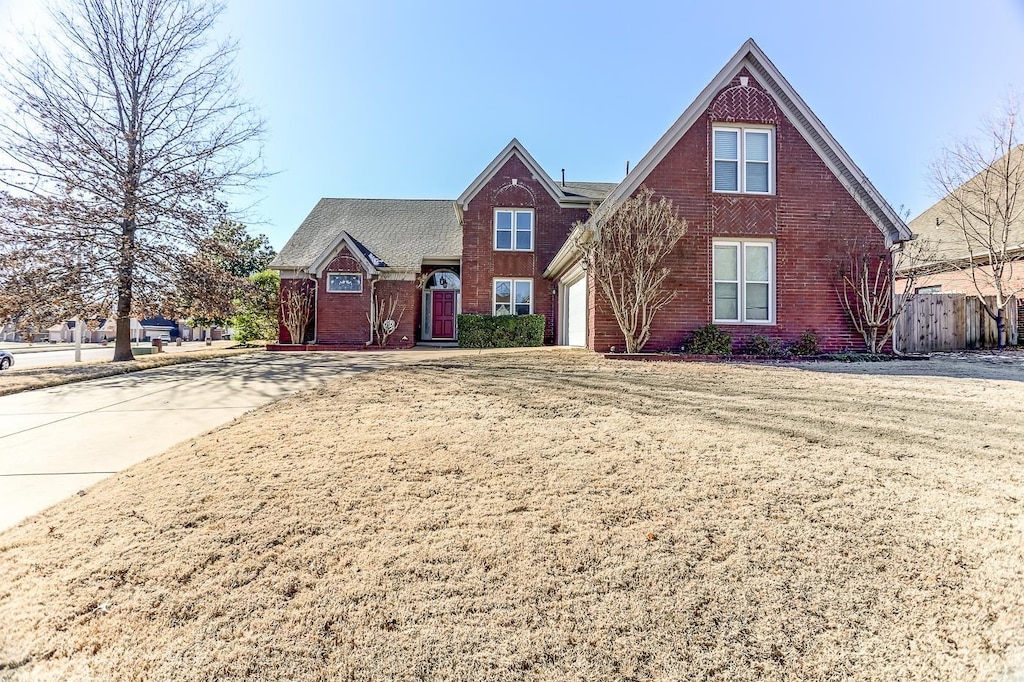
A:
74,317,82,362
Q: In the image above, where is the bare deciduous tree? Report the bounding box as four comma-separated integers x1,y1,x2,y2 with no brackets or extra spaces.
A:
280,283,313,345
0,232,111,342
367,293,405,348
573,187,687,353
835,241,927,353
930,96,1024,347
0,0,265,361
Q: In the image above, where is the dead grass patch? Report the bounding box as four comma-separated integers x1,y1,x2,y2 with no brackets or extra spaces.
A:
0,351,1022,680
0,347,258,396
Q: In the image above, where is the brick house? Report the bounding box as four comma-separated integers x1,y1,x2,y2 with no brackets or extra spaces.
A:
271,39,912,352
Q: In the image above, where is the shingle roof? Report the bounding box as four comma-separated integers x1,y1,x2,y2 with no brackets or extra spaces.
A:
908,145,1024,266
271,199,462,271
560,181,618,201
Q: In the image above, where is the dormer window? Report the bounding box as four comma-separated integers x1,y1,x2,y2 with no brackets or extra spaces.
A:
495,209,533,251
712,126,774,194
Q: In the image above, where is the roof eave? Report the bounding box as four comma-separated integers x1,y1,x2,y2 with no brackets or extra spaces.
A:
457,138,568,210
543,223,591,280
603,38,912,246
309,231,381,277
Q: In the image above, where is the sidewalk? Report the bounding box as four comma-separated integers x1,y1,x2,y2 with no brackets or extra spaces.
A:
0,340,235,354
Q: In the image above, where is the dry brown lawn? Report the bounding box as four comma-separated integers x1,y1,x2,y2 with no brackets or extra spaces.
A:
1,350,1023,680
0,347,257,397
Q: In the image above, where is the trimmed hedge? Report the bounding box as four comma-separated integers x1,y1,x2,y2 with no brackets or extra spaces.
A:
457,314,545,348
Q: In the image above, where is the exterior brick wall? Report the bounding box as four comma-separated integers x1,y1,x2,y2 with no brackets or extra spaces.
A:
461,154,591,344
315,249,373,345
590,69,891,353
283,246,419,347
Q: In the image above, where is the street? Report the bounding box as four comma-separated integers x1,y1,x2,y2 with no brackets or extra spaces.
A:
3,341,234,369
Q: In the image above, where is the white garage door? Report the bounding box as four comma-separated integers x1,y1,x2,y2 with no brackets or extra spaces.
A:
566,276,587,347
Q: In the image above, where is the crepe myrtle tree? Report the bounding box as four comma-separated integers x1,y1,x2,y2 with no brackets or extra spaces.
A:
573,187,688,353
0,0,266,361
280,280,314,345
834,238,928,354
931,95,1024,348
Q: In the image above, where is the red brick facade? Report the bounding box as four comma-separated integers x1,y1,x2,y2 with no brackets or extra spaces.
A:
278,51,903,354
588,70,891,353
279,246,417,347
460,155,591,344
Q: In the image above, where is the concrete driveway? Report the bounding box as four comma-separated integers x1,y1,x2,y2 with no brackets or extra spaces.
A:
0,349,487,530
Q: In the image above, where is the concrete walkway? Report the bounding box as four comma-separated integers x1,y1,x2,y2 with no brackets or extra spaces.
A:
0,349,487,530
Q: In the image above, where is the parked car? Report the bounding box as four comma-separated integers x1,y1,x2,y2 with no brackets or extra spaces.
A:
0,350,13,370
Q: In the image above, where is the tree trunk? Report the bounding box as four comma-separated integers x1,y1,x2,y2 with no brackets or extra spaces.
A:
997,310,1006,349
113,220,136,362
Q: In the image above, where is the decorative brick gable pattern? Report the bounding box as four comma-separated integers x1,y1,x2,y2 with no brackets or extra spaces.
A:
589,74,889,354
709,70,780,124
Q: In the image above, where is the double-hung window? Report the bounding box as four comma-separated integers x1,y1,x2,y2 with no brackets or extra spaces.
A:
493,278,532,316
713,126,774,194
712,240,774,323
495,209,533,251
326,272,362,293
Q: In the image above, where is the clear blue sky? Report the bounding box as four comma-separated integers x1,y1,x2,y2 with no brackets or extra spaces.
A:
4,0,1024,249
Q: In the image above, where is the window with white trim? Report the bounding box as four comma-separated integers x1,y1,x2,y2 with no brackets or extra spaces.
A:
326,272,362,293
712,126,774,194
712,240,774,323
493,278,532,316
495,209,534,251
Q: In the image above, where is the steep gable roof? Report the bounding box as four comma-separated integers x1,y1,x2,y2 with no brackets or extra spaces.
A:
602,38,912,245
908,145,1024,266
271,198,462,272
457,139,614,209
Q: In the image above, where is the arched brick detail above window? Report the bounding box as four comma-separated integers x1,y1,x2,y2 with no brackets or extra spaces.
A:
492,181,537,207
709,83,779,124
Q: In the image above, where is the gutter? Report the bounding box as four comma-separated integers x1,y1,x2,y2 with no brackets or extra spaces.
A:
543,223,593,280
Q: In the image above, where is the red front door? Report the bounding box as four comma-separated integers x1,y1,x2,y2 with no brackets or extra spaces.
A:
431,290,456,339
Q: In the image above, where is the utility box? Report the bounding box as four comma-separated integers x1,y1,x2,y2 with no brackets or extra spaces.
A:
151,338,163,353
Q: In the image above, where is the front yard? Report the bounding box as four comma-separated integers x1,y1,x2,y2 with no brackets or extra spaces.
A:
1,351,1022,680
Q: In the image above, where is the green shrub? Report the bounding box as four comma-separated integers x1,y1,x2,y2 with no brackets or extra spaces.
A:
684,324,732,355
746,334,787,357
457,314,545,348
789,330,820,356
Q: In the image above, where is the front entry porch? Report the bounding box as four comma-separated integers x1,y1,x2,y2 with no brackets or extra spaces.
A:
421,268,461,342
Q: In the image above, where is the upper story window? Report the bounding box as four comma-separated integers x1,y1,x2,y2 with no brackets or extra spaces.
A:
495,209,534,251
712,240,774,324
713,126,774,194
326,272,362,293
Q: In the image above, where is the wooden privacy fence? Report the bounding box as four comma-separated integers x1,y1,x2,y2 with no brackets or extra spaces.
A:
895,294,1018,353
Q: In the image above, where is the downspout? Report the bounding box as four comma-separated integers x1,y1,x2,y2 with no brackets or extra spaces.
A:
890,242,905,357
306,271,318,344
367,275,376,345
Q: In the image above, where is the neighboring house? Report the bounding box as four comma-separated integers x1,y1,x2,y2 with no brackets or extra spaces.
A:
47,321,73,343
899,146,1024,339
47,318,116,343
138,316,179,341
272,39,911,352
900,146,1024,297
